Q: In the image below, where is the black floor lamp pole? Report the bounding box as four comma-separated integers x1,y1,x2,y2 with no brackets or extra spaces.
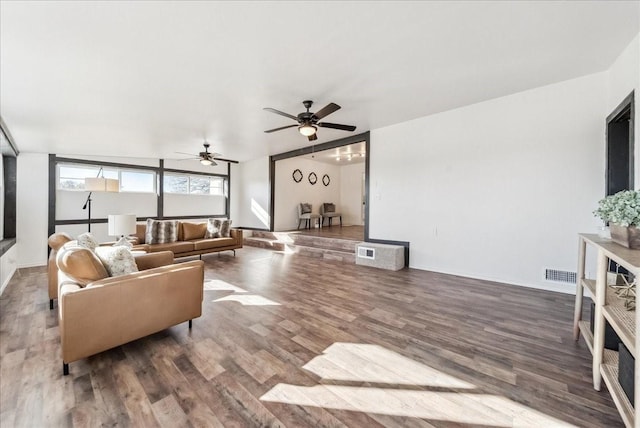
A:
82,191,93,232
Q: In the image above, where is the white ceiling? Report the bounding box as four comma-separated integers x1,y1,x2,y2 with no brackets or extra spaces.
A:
1,1,638,162
301,142,366,165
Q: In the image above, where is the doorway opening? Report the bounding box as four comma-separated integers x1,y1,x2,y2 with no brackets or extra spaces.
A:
269,132,370,242
606,91,635,195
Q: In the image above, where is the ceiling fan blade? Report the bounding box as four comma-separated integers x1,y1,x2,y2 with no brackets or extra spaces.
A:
175,151,198,156
317,122,356,132
264,124,298,133
263,108,298,121
177,157,201,161
308,134,318,142
313,103,340,120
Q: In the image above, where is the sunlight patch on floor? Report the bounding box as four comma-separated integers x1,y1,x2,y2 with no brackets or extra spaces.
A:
303,342,474,388
260,384,574,427
213,294,281,306
204,279,247,293
260,342,576,427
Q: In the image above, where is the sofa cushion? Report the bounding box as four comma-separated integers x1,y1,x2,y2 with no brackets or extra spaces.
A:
77,232,99,251
57,242,109,286
182,222,207,241
133,224,146,244
95,246,139,277
146,241,195,254
193,238,236,250
146,219,179,244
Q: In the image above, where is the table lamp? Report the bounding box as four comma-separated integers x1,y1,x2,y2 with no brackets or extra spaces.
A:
107,214,137,248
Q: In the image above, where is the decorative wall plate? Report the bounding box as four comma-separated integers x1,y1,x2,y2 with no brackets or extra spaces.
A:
308,172,317,185
322,174,330,186
293,169,303,183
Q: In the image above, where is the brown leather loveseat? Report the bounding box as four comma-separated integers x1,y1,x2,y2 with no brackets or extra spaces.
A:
55,240,204,375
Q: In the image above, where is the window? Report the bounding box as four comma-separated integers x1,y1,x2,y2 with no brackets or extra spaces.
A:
164,174,225,195
58,164,155,193
120,170,155,193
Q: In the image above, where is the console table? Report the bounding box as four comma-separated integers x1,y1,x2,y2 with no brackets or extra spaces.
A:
573,233,639,427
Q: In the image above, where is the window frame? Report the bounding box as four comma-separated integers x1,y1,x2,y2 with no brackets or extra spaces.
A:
163,172,226,196
56,163,157,194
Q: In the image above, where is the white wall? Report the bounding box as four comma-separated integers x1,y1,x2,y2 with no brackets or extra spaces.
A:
340,162,365,226
0,152,4,240
0,244,17,295
232,156,270,229
370,72,606,293
17,153,49,267
274,157,341,231
56,191,157,220
163,194,226,217
605,33,639,188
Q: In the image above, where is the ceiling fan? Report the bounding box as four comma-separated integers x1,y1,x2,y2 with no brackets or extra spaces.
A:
175,142,222,166
264,100,356,141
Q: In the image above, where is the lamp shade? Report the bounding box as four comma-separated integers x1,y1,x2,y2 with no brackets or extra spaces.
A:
108,214,137,237
85,177,119,192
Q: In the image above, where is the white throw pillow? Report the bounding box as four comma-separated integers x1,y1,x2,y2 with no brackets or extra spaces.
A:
76,232,99,251
95,246,139,277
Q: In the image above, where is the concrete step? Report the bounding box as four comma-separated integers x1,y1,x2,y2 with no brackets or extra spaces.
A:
288,234,358,253
243,237,286,251
251,230,279,240
290,244,356,264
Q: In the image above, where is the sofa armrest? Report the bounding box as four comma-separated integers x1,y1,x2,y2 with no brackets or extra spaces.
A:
231,228,243,245
133,251,174,270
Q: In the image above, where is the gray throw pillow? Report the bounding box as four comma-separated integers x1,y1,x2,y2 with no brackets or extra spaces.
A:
323,203,336,213
204,219,232,238
301,203,312,214
145,219,179,244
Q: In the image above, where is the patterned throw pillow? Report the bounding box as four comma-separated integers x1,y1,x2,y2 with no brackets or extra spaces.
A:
95,246,139,277
76,232,99,251
220,219,232,238
145,219,179,244
204,218,220,238
204,219,233,238
301,203,312,214
324,203,335,213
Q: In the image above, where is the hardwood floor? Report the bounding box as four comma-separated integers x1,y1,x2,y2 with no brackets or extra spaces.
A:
0,246,623,427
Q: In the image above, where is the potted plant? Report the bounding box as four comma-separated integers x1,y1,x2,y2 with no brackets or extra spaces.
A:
593,190,640,249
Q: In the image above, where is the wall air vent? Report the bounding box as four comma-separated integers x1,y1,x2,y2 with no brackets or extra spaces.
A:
545,269,577,284
357,247,375,260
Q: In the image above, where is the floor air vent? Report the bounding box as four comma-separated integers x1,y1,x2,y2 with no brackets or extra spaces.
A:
545,269,576,284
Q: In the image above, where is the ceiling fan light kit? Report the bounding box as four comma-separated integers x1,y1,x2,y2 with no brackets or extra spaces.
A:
175,141,221,166
264,100,356,141
298,123,317,137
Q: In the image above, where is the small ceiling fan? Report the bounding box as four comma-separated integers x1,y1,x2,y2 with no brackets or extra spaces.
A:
175,142,222,166
264,100,356,141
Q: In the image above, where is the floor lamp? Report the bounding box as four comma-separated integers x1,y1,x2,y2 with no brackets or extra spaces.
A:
83,169,119,232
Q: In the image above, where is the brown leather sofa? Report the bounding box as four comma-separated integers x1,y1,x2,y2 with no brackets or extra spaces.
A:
55,241,204,375
130,221,243,259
